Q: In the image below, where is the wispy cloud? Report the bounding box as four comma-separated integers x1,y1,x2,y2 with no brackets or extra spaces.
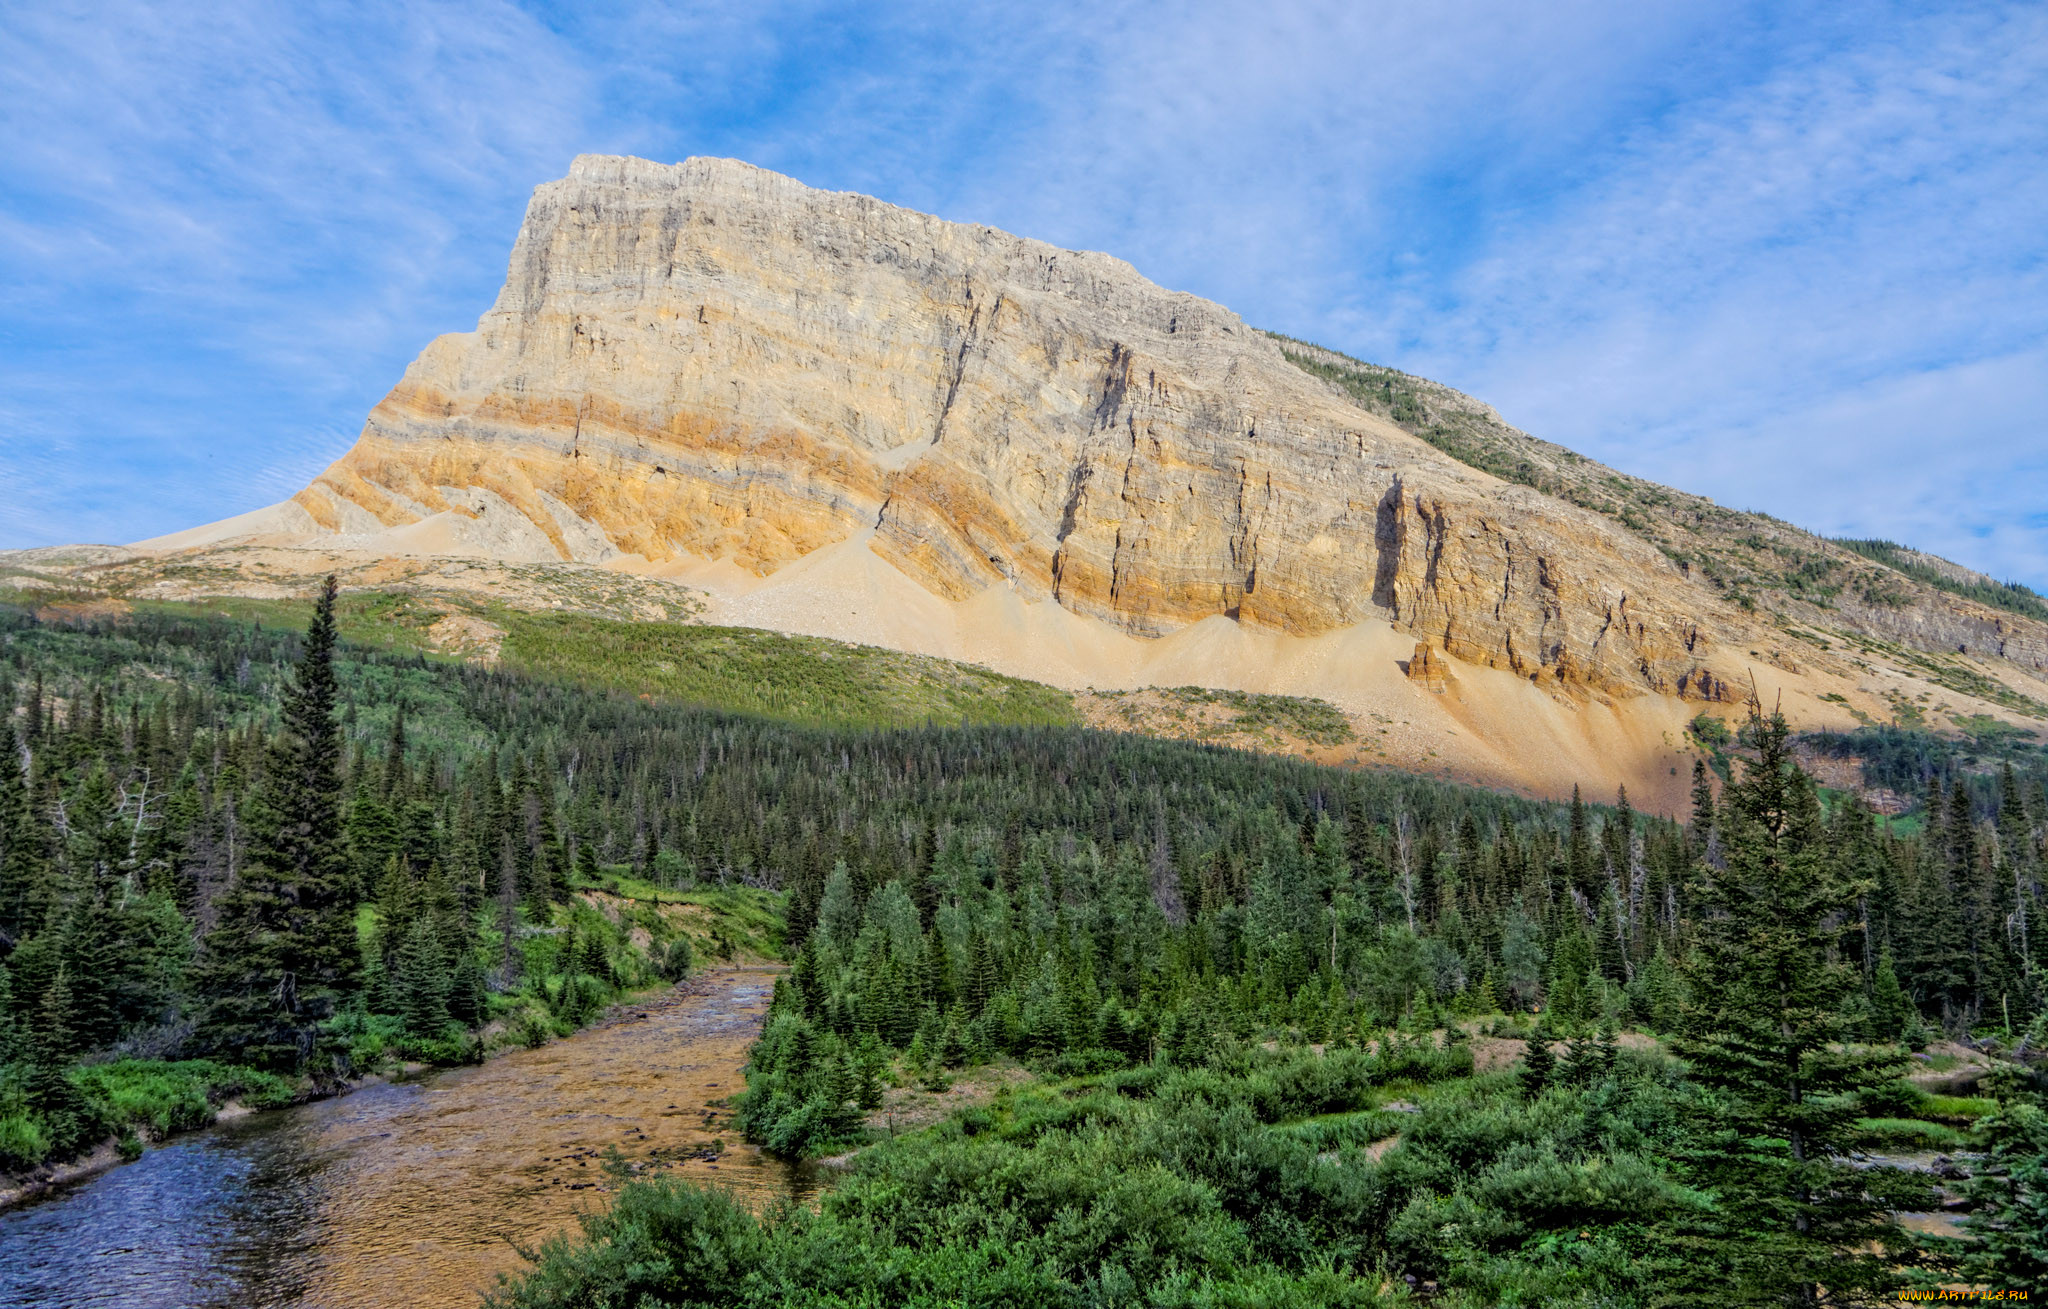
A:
1397,3,2048,583
0,0,600,544
1,1,2041,591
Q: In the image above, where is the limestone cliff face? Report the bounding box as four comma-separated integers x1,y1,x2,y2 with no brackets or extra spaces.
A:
300,154,1745,701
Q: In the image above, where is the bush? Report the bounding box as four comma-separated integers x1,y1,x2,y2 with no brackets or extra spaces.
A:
340,1011,401,1071
519,1012,552,1049
549,973,611,1026
0,1113,50,1169
657,935,694,982
71,1060,295,1138
1861,1078,1930,1119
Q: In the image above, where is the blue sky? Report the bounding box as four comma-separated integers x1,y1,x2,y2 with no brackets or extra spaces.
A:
3,1,2044,587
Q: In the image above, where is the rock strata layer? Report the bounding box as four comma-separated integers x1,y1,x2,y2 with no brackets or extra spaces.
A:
295,154,1750,701
1406,643,1453,694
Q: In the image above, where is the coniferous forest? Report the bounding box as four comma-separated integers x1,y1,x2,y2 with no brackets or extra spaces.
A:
2,591,2046,1305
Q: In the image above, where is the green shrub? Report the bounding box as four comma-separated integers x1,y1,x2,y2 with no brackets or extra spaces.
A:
519,1013,552,1049
70,1060,295,1138
1861,1078,1930,1119
657,935,694,982
0,1113,50,1169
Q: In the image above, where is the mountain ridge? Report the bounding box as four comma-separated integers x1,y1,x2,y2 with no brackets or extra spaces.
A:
1272,333,2048,681
9,153,2044,807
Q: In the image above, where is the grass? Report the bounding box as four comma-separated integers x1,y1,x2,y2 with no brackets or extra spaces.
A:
1271,1107,1408,1151
1094,685,1356,748
1832,628,2048,720
1170,686,1355,746
1918,1094,1997,1125
132,592,453,658
1852,1117,1968,1150
499,613,1077,730
570,871,786,964
1831,539,2048,623
0,1114,50,1167
70,1060,297,1138
79,595,1081,736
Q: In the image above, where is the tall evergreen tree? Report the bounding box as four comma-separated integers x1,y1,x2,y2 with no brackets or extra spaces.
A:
1669,708,1909,1305
0,720,45,948
192,577,356,1072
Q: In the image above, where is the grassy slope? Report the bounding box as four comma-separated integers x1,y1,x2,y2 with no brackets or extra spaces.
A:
1267,333,2048,715
499,613,1077,730
129,594,1078,732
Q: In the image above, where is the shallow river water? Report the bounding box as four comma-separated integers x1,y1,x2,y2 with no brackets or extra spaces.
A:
0,966,805,1309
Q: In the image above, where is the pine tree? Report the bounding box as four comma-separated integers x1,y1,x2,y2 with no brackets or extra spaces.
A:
853,1031,886,1110
1907,779,1972,1019
939,1003,969,1067
1593,888,1626,982
964,929,997,1016
1566,785,1597,898
1547,917,1595,1024
448,949,487,1028
495,837,523,989
920,926,954,1011
0,964,19,1066
1630,944,1686,1033
25,967,91,1154
382,704,408,799
1562,1028,1601,1087
1689,758,1717,860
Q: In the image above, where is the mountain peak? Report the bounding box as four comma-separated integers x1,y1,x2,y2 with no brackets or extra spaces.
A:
44,156,2042,807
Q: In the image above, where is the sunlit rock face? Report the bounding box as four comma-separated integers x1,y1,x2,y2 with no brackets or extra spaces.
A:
299,154,1740,701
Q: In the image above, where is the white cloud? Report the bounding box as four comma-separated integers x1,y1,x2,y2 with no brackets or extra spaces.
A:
1403,3,2048,585
0,0,605,542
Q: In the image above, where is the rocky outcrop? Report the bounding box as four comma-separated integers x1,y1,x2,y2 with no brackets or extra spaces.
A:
290,154,1755,701
1405,642,1453,693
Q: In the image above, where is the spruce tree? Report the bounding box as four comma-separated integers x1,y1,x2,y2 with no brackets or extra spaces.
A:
1958,1069,2048,1287
1566,785,1596,898
853,1031,886,1110
193,576,356,1072
0,720,45,948
1669,708,1909,1304
1689,757,1718,860
396,916,451,1038
1520,1021,1555,1098
1869,951,1911,1042
448,949,487,1027
26,967,91,1155
495,837,523,988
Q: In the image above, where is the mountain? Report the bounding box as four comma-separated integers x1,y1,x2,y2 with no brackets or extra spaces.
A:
10,155,2045,808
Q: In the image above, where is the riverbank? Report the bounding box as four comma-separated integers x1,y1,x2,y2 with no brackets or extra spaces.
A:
0,966,770,1215
0,966,795,1309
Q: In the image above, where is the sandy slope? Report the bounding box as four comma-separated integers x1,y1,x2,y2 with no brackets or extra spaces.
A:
619,532,1759,814
24,500,1991,816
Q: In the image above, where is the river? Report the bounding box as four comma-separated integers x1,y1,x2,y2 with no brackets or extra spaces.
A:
0,966,808,1309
